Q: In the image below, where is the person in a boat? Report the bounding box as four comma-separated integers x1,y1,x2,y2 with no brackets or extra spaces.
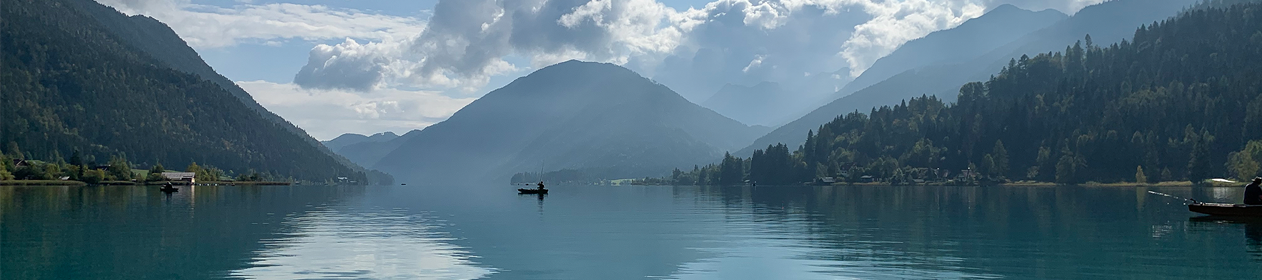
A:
537,181,546,190
1245,177,1262,205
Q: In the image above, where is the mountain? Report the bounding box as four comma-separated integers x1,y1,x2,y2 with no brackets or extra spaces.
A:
364,61,768,182
0,0,375,182
58,0,377,178
685,2,1262,185
835,4,1068,98
740,0,1200,156
699,66,852,127
701,82,788,126
322,132,399,153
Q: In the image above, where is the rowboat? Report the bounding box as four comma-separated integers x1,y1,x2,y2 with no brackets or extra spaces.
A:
518,188,548,194
1188,202,1262,217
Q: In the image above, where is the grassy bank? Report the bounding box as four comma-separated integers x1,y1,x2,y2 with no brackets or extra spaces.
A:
0,180,87,186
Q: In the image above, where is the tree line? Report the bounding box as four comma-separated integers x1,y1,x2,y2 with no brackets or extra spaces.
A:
0,142,284,183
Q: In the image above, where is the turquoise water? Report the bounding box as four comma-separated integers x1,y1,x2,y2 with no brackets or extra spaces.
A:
3,184,1260,279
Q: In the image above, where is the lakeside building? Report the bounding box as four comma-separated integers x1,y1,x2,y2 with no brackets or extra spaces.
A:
162,172,196,184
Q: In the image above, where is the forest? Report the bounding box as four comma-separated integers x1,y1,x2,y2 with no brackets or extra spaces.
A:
665,3,1262,186
0,0,381,183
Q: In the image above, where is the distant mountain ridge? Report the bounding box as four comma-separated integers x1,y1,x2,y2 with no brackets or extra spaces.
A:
740,0,1200,156
835,4,1068,99
355,61,768,182
322,132,399,153
701,82,787,126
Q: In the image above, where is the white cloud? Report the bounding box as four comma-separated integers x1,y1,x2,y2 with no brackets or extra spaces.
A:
94,0,424,48
98,0,1105,136
284,0,999,97
238,81,476,140
839,0,986,77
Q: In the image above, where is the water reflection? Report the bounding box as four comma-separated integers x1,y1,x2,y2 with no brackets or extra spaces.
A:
1,185,370,279
232,208,493,279
6,184,1262,279
1188,216,1262,261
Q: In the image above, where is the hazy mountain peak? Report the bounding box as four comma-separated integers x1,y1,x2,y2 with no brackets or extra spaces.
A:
833,3,1067,99
323,131,400,153
363,60,766,182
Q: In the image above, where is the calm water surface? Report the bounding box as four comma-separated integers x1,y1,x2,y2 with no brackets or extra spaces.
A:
3,184,1261,279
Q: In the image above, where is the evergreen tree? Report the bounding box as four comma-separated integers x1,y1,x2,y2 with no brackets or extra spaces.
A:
5,142,22,160
69,150,83,177
718,152,744,185
992,140,1009,177
1187,133,1212,183
1136,166,1148,184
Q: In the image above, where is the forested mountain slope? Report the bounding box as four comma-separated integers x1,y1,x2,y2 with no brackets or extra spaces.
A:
837,4,1068,99
1,0,372,182
741,0,1200,156
691,3,1262,185
67,0,380,175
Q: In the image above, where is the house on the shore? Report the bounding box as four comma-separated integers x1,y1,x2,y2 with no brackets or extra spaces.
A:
11,159,28,168
162,172,196,184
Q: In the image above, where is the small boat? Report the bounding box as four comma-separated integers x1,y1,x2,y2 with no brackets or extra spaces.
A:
159,182,179,192
518,188,548,194
1188,202,1262,217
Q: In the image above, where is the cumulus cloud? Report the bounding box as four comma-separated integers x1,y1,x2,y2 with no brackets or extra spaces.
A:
288,0,1006,99
238,81,476,140
294,0,687,93
94,0,424,48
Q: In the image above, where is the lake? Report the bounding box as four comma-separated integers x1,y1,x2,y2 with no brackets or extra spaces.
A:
2,183,1260,279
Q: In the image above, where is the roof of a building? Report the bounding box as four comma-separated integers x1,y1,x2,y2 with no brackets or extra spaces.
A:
162,172,196,180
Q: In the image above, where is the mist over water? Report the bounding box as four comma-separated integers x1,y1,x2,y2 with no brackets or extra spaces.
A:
3,184,1261,279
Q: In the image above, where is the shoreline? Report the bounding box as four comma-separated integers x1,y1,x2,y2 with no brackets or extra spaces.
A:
830,180,1238,188
0,180,294,186
0,180,87,186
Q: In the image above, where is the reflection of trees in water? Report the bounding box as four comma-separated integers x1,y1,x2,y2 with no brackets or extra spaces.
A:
1247,222,1262,260
1188,216,1262,262
692,185,1262,278
0,185,365,279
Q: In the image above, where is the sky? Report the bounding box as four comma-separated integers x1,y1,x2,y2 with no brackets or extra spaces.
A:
94,0,1105,140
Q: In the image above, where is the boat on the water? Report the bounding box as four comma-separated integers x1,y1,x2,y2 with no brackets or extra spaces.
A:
518,188,548,194
1188,202,1262,216
160,182,179,192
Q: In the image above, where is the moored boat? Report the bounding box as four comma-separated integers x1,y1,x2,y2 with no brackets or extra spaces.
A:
1188,202,1262,217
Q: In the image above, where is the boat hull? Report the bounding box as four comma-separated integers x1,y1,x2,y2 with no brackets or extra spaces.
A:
518,189,548,194
1188,203,1262,216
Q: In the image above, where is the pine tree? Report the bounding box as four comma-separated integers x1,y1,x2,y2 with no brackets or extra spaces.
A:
992,140,1009,178
1135,166,1148,184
